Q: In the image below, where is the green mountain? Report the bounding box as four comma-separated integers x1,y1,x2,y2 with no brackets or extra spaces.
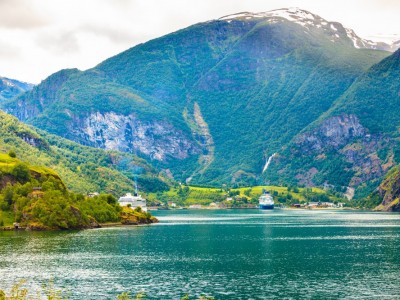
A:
0,76,33,102
0,110,167,195
2,8,391,188
268,49,400,197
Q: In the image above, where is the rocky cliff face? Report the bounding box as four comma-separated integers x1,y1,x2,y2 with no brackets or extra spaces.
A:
295,114,366,151
297,114,391,185
77,112,200,161
16,132,50,151
377,167,400,211
270,114,395,192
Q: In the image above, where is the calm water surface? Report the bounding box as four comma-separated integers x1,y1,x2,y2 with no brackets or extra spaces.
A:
1,209,400,299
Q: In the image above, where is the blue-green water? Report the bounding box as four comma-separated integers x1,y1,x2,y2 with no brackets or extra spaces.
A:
1,209,400,299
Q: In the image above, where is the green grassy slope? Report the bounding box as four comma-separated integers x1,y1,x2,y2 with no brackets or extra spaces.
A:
148,184,345,207
327,49,400,134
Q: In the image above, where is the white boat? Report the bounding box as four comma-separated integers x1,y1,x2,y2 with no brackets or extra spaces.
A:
118,193,147,211
118,181,147,211
259,190,274,210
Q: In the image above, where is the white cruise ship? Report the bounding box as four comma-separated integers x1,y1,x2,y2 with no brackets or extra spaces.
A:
259,190,274,210
118,182,147,211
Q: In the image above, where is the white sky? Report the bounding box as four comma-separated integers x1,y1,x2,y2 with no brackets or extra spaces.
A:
0,0,399,84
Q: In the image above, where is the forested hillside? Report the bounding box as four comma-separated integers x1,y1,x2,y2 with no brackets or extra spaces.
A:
2,9,399,197
2,9,389,190
375,165,400,211
0,152,157,230
268,49,400,198
0,110,168,195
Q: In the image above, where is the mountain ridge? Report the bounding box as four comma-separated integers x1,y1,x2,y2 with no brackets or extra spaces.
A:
1,8,395,194
218,8,398,52
0,76,34,102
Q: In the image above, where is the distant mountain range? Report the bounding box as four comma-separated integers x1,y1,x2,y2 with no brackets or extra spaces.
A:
0,76,33,102
2,8,399,198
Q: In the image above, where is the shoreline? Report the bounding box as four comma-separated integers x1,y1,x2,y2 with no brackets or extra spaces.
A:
150,207,358,211
1,220,158,232
0,208,392,232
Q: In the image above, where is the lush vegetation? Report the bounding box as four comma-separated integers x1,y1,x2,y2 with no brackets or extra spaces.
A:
330,50,400,136
0,111,169,195
0,153,156,230
268,49,400,198
147,184,348,208
372,165,400,211
2,15,389,190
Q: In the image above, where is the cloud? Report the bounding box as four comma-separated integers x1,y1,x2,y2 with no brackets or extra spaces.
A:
36,31,80,55
79,24,136,45
0,0,48,29
0,0,399,83
0,41,20,59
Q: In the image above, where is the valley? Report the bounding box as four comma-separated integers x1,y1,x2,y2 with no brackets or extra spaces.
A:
1,4,400,299
2,9,396,195
1,8,399,213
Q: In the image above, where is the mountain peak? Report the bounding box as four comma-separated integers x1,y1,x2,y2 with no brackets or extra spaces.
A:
219,7,320,22
219,8,397,52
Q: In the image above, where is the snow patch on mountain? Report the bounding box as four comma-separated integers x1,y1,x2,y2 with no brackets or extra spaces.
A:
219,8,397,52
0,76,34,102
220,8,320,29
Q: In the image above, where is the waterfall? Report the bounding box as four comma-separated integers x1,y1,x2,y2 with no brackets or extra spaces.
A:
262,153,276,173
134,175,138,194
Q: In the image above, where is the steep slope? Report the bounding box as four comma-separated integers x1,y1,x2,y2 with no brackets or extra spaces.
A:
0,76,33,102
376,166,400,211
0,110,166,195
268,49,400,197
0,153,158,230
3,8,390,185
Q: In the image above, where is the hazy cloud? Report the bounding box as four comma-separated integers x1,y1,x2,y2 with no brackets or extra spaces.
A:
36,30,80,55
79,24,137,45
0,41,20,59
0,0,48,29
0,0,399,83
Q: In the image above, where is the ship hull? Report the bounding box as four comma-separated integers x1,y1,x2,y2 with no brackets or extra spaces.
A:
259,204,274,210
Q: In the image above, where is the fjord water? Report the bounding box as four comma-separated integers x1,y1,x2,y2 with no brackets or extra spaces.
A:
1,210,400,299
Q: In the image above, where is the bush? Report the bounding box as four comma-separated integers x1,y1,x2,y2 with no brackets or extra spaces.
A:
8,150,16,158
12,163,31,182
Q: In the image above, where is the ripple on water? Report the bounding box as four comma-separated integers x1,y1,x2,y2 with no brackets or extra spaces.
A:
1,209,400,299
